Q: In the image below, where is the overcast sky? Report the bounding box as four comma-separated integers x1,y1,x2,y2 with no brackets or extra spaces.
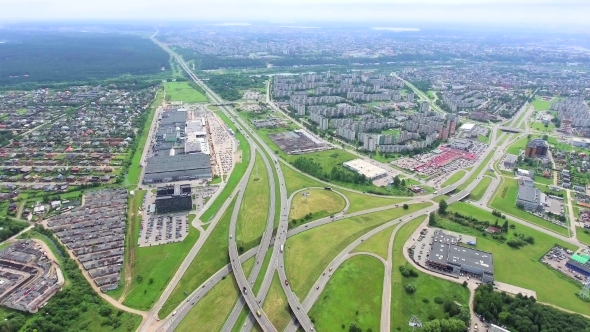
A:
1,0,589,29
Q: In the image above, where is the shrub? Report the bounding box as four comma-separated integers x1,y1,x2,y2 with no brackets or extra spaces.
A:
403,204,409,210
399,265,419,278
405,284,416,294
434,296,444,304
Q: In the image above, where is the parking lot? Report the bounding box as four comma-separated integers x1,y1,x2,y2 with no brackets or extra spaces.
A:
138,190,190,247
139,213,190,247
542,246,590,283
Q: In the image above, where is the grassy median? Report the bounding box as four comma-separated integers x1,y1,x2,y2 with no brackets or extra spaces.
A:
309,255,383,332
285,202,432,299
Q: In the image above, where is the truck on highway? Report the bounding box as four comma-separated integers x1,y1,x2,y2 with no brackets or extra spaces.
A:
280,244,284,253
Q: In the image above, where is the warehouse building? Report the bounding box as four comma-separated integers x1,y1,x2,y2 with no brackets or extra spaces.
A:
155,195,192,214
427,232,494,283
343,159,388,180
503,154,518,169
143,154,212,184
566,253,590,277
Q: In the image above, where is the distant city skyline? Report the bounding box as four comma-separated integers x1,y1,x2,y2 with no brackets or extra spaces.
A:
1,0,589,30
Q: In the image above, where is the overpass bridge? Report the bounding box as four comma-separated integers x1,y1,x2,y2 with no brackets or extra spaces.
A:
499,126,523,133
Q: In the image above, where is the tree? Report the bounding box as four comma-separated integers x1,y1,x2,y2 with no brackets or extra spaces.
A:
439,199,448,214
393,175,401,186
429,212,436,226
403,204,409,210
401,179,406,186
502,220,509,232
404,284,416,294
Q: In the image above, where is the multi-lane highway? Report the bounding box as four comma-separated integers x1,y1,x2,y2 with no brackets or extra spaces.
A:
140,31,590,332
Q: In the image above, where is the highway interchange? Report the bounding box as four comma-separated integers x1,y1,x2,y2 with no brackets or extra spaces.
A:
129,31,590,332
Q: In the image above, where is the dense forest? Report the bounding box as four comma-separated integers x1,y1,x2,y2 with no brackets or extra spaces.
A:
0,31,169,85
292,157,370,185
206,74,267,101
474,284,590,332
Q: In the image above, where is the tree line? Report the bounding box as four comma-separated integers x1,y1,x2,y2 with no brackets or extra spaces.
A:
292,157,371,185
474,284,590,332
0,31,169,86
205,74,267,101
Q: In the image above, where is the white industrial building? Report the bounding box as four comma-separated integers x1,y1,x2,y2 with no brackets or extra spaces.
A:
343,159,388,180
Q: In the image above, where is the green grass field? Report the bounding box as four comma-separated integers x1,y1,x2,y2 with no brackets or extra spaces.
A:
391,216,470,331
534,174,554,185
309,255,383,332
289,188,346,223
280,161,409,213
341,189,410,214
353,225,395,259
242,256,255,276
281,162,324,196
107,189,145,301
477,135,490,144
490,177,569,236
442,203,588,316
122,226,200,310
159,197,236,317
531,122,555,132
262,273,292,331
126,88,163,187
576,227,590,245
442,170,466,187
532,97,551,111
176,274,238,332
506,135,542,155
285,202,432,299
253,248,273,294
470,176,492,201
164,81,208,103
237,153,270,252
